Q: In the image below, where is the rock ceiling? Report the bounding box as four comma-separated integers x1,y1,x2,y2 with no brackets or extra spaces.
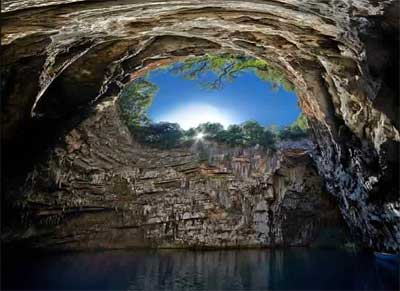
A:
1,0,399,252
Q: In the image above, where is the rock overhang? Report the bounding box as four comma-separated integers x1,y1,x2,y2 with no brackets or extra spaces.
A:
1,0,399,252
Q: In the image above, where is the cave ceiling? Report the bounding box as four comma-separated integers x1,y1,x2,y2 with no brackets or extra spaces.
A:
1,0,399,252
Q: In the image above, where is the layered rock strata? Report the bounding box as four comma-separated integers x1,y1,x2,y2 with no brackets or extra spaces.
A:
1,0,399,251
2,100,342,250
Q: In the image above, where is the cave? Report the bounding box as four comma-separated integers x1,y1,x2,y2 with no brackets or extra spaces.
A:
1,0,399,290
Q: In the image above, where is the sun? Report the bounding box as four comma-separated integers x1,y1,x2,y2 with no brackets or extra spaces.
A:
156,103,234,130
195,132,205,140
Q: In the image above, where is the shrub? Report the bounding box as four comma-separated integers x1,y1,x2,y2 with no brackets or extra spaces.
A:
278,114,309,141
119,78,159,126
131,122,183,149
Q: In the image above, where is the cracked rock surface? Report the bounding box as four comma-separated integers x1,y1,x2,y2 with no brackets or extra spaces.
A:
2,99,344,250
1,0,399,252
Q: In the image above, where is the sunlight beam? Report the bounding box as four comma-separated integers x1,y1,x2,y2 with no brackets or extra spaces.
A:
195,132,205,140
156,103,234,130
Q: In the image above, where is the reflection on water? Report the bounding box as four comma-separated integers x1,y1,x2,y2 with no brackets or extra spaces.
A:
2,248,398,290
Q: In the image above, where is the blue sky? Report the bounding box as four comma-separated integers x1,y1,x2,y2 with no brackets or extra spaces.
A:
147,68,300,129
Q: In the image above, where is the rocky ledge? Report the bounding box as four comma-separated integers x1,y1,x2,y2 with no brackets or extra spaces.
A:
2,99,344,250
1,0,399,252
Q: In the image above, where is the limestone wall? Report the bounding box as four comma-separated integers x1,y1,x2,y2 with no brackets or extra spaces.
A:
3,99,341,250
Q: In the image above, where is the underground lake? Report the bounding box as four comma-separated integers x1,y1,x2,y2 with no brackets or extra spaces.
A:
2,249,399,290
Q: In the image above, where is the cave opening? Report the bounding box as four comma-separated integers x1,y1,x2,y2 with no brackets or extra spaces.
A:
2,40,398,291
1,1,399,290
117,54,309,151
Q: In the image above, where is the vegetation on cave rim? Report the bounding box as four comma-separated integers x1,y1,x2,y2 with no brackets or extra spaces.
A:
119,54,308,149
169,54,295,91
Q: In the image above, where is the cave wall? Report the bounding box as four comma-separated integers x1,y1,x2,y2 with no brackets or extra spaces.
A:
1,0,399,252
2,98,343,250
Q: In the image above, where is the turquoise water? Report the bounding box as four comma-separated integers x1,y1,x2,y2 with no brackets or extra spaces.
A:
2,249,398,290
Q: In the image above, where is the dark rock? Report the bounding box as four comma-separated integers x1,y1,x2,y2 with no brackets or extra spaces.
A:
1,100,344,250
1,0,398,252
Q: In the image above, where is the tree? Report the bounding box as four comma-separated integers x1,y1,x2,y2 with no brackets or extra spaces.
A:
196,122,224,139
183,120,278,150
241,120,264,146
255,66,295,91
223,125,245,146
133,122,183,149
278,113,309,140
182,127,197,141
118,55,304,150
119,78,159,126
259,128,277,150
291,113,309,131
169,54,294,91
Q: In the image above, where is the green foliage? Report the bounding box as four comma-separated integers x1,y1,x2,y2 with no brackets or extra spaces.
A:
185,121,277,150
278,114,310,140
197,122,224,139
132,122,183,149
118,54,307,149
259,129,277,150
191,115,309,148
241,120,264,146
222,125,246,146
292,113,309,131
169,54,294,91
123,117,308,150
182,128,197,141
119,78,159,126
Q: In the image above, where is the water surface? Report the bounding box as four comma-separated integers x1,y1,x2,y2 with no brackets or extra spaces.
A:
2,249,398,290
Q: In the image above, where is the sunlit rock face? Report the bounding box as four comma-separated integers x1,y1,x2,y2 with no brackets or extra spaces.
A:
2,100,344,250
1,0,399,251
